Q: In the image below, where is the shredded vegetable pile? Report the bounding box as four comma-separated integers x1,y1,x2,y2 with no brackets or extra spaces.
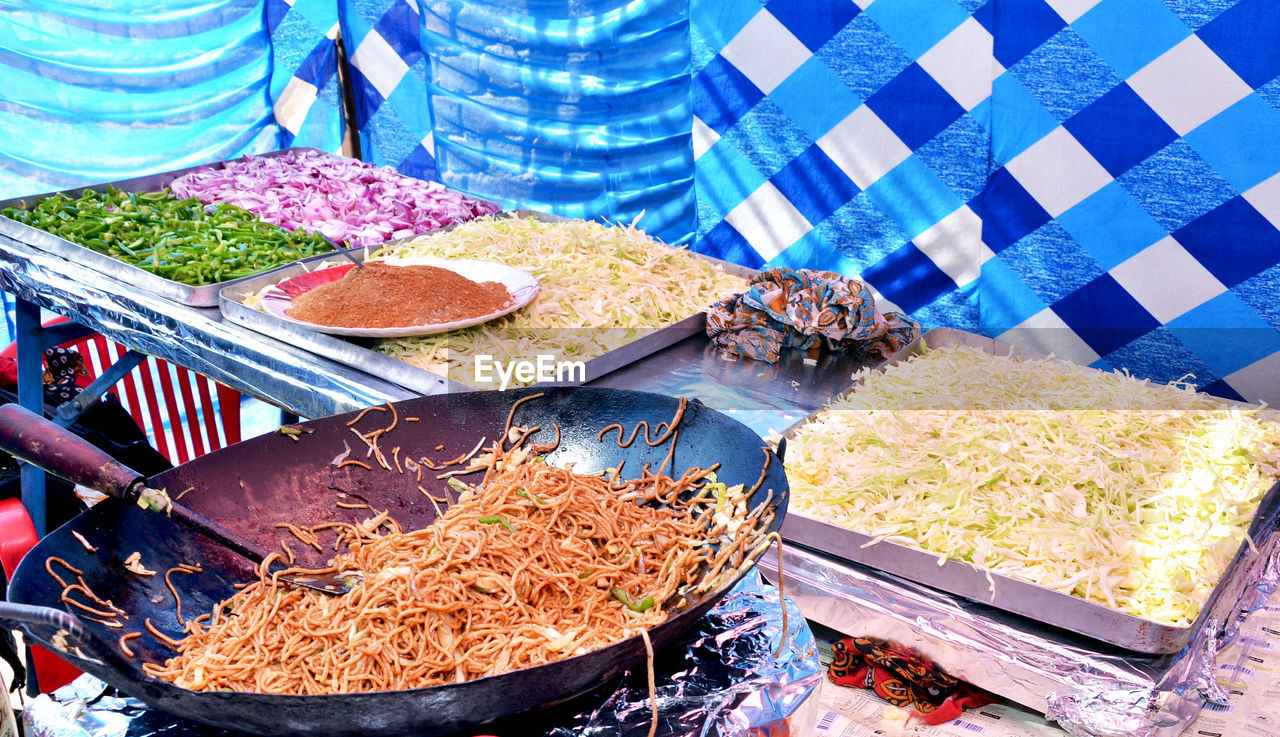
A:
170,150,498,247
787,345,1280,626
2,187,332,285
371,216,746,387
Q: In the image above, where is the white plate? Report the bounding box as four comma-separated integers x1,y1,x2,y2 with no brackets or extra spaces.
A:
259,255,540,337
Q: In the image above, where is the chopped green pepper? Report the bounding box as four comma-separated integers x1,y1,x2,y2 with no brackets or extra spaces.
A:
478,514,516,532
610,587,656,613
516,489,547,506
1,186,332,286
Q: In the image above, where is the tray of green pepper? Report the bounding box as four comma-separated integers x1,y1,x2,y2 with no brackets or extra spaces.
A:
0,150,337,307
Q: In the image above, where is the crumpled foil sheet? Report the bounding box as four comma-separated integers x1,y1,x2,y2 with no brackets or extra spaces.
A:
762,490,1280,737
22,572,821,737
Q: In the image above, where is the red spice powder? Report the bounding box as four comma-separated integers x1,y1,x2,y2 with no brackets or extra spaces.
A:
287,261,513,329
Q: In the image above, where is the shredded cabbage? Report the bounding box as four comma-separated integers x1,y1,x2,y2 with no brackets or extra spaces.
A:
787,345,1280,626
371,216,746,387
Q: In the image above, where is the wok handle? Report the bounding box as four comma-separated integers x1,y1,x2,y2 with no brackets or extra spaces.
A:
0,403,143,501
0,601,133,673
0,405,273,567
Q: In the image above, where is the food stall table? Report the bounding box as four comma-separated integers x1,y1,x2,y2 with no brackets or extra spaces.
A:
3,227,1278,736
596,340,1280,737
0,229,832,737
0,225,875,533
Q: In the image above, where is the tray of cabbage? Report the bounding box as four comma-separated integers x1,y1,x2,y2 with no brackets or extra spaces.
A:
780,328,1280,653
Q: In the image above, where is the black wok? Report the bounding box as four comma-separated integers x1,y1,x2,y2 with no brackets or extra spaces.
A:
0,387,788,736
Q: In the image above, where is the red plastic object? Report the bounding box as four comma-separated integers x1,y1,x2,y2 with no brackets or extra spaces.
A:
0,498,82,692
0,499,34,577
0,317,242,466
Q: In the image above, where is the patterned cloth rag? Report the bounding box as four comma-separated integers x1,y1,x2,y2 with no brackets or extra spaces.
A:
42,346,89,404
0,345,90,404
705,268,920,363
828,636,998,726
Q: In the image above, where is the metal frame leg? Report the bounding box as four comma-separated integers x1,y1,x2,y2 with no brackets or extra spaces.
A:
10,301,136,535
53,350,146,427
14,298,45,536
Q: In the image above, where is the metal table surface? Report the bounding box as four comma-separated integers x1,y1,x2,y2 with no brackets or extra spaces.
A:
0,233,415,416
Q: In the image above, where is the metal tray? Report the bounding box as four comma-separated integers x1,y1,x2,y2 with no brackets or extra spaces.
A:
0,147,497,307
218,212,756,396
778,327,1280,653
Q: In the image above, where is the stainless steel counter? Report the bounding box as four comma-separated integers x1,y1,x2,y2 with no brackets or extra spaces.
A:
0,230,884,428
0,229,875,535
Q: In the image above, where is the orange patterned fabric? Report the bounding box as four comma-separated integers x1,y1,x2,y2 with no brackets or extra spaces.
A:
706,268,919,364
828,636,997,726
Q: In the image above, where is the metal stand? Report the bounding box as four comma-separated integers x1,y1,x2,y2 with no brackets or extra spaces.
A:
14,297,46,537
10,297,147,537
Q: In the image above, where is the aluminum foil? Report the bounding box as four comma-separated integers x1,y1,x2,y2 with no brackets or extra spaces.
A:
21,572,822,737
761,519,1280,737
1048,486,1280,737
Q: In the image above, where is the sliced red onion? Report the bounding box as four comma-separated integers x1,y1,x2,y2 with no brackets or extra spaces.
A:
169,150,499,247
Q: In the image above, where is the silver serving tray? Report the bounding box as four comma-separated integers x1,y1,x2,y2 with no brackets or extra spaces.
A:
0,148,497,307
779,327,1280,653
218,212,756,396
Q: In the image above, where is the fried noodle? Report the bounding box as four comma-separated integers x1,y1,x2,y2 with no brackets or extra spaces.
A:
143,438,772,694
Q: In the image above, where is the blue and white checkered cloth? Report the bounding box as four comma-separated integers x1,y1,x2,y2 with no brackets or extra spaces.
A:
268,0,347,152
338,0,437,180
690,0,1280,404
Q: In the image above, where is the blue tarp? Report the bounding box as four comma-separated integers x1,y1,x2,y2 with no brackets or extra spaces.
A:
0,0,345,197
690,0,1280,404
0,1,280,194
2,0,1278,404
342,0,696,246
